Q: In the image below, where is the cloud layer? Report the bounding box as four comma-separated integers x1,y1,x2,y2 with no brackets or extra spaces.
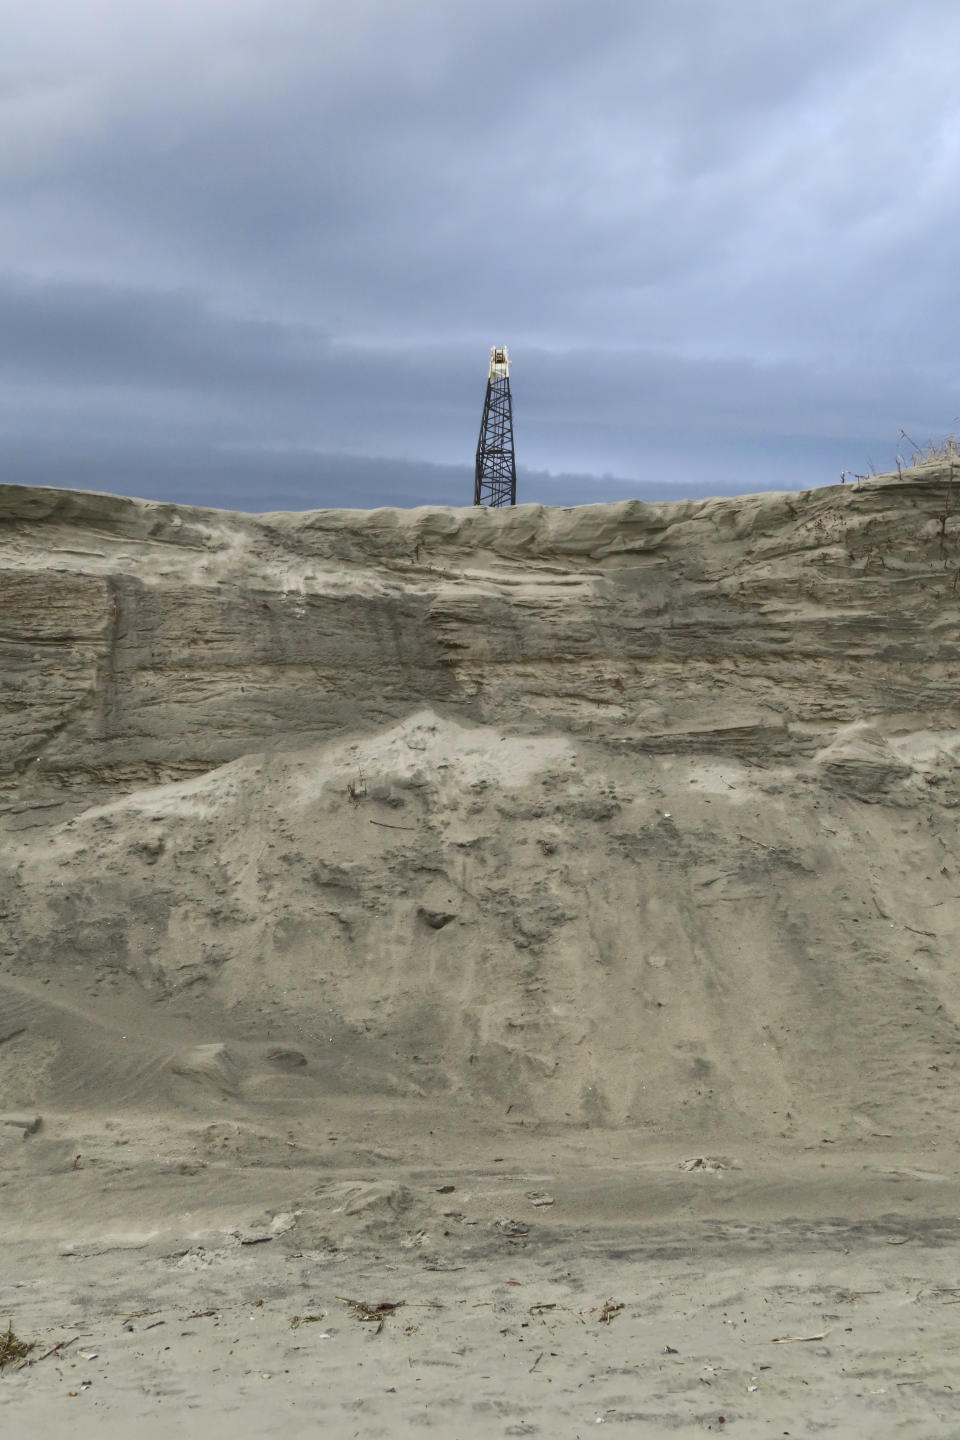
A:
2,0,958,508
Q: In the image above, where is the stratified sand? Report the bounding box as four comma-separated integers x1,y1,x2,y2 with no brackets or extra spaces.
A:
4,471,960,1434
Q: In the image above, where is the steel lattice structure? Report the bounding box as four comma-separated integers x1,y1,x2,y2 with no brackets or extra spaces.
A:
474,346,517,507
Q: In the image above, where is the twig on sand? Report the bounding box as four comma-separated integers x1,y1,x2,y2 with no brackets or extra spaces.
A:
337,1298,406,1334
35,1336,79,1364
369,820,417,831
771,1332,829,1344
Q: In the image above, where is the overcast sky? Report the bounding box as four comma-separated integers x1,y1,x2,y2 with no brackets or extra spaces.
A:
2,0,958,511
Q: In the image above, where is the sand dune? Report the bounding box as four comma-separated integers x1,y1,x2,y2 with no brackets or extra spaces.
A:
3,470,960,1434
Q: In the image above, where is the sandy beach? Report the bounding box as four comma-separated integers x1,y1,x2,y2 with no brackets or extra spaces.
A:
5,1122,960,1437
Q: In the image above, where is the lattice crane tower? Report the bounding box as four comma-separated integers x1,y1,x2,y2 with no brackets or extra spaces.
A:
474,345,517,506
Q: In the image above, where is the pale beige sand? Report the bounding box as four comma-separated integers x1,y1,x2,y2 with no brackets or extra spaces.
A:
3,469,960,1433
4,1131,960,1437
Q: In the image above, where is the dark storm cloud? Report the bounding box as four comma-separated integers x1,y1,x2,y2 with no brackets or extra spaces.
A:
1,0,959,509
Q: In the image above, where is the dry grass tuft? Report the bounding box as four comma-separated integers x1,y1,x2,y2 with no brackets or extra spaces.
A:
897,429,960,469
0,1320,36,1369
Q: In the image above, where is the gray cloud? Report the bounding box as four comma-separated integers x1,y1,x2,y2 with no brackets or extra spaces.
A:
1,0,958,510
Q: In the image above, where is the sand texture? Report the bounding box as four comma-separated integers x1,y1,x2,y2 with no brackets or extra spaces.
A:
3,469,960,1435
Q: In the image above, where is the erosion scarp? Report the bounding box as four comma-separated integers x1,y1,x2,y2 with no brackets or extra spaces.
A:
2,469,960,1141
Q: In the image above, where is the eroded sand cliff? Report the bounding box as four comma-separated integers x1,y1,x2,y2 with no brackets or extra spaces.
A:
6,472,960,1436
3,469,960,1142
